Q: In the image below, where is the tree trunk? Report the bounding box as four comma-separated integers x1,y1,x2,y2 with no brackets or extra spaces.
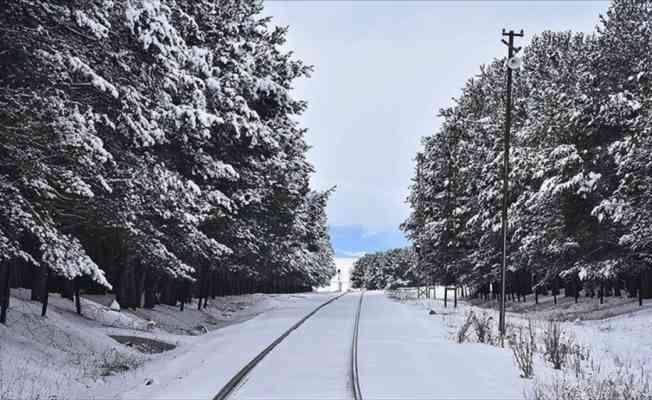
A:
599,280,604,305
41,269,50,317
640,270,644,307
134,261,146,309
62,279,74,300
0,261,11,324
144,271,156,309
180,283,185,312
74,277,82,315
30,264,41,301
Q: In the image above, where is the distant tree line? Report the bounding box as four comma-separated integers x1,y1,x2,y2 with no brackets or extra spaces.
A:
402,0,652,303
0,0,335,323
350,248,420,290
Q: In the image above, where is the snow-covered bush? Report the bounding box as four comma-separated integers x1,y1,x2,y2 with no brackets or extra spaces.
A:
568,342,592,379
529,360,651,400
543,320,573,370
95,349,143,377
509,320,537,379
456,310,475,343
473,312,495,345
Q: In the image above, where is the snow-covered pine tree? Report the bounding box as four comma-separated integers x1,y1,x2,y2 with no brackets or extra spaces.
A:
350,248,417,290
590,0,652,299
0,0,334,322
404,1,652,302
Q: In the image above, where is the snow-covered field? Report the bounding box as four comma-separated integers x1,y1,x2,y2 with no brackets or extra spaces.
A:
359,291,528,399
2,288,650,399
0,289,332,399
390,289,652,399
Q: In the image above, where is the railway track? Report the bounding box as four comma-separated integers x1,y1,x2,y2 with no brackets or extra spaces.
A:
351,290,364,400
213,291,365,400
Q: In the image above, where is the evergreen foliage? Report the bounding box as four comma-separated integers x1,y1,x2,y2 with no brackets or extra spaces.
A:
0,0,335,318
350,248,419,290
402,0,652,299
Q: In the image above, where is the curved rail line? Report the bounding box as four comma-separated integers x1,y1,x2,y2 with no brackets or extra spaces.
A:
213,292,348,400
351,290,365,400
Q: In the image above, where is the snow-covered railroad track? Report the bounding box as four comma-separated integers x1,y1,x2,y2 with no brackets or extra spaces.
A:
351,290,364,400
213,291,361,400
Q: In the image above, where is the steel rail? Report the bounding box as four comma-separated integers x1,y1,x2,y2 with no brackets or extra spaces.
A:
213,292,348,400
351,290,364,400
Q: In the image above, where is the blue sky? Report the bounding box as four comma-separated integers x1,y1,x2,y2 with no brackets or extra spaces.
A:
264,0,609,258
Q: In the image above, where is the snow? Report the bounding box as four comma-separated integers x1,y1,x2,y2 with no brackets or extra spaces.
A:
3,289,652,399
75,10,110,39
319,257,356,292
231,293,359,399
103,293,338,400
68,56,119,98
358,291,528,399
0,289,318,400
397,289,652,398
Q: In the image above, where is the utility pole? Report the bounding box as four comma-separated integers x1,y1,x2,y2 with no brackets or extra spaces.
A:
499,29,523,337
415,153,424,288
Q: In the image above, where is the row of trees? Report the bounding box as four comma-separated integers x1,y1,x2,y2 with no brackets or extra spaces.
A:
350,248,419,290
402,0,652,301
0,0,335,323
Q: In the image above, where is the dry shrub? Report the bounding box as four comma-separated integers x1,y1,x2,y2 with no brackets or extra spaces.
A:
529,360,651,400
509,319,536,379
568,342,592,378
456,310,475,343
543,320,574,370
473,312,495,345
95,349,143,377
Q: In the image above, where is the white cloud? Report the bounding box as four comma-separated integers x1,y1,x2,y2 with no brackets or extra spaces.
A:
266,0,607,234
335,249,367,258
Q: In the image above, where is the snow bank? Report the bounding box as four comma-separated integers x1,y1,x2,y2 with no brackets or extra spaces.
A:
0,289,290,399
393,289,652,398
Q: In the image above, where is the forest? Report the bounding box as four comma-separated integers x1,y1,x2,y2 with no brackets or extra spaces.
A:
0,0,335,324
350,248,418,290
402,0,652,302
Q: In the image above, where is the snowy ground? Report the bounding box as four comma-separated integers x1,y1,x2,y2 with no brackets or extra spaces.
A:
2,287,650,399
391,289,652,399
101,292,340,400
0,289,331,400
231,293,360,399
359,291,528,399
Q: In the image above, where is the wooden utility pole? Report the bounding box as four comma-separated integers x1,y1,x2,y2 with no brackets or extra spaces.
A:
416,152,424,286
499,29,523,337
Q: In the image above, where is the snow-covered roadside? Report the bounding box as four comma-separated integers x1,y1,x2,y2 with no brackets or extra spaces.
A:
391,290,652,399
101,292,337,400
358,291,528,399
0,289,334,399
